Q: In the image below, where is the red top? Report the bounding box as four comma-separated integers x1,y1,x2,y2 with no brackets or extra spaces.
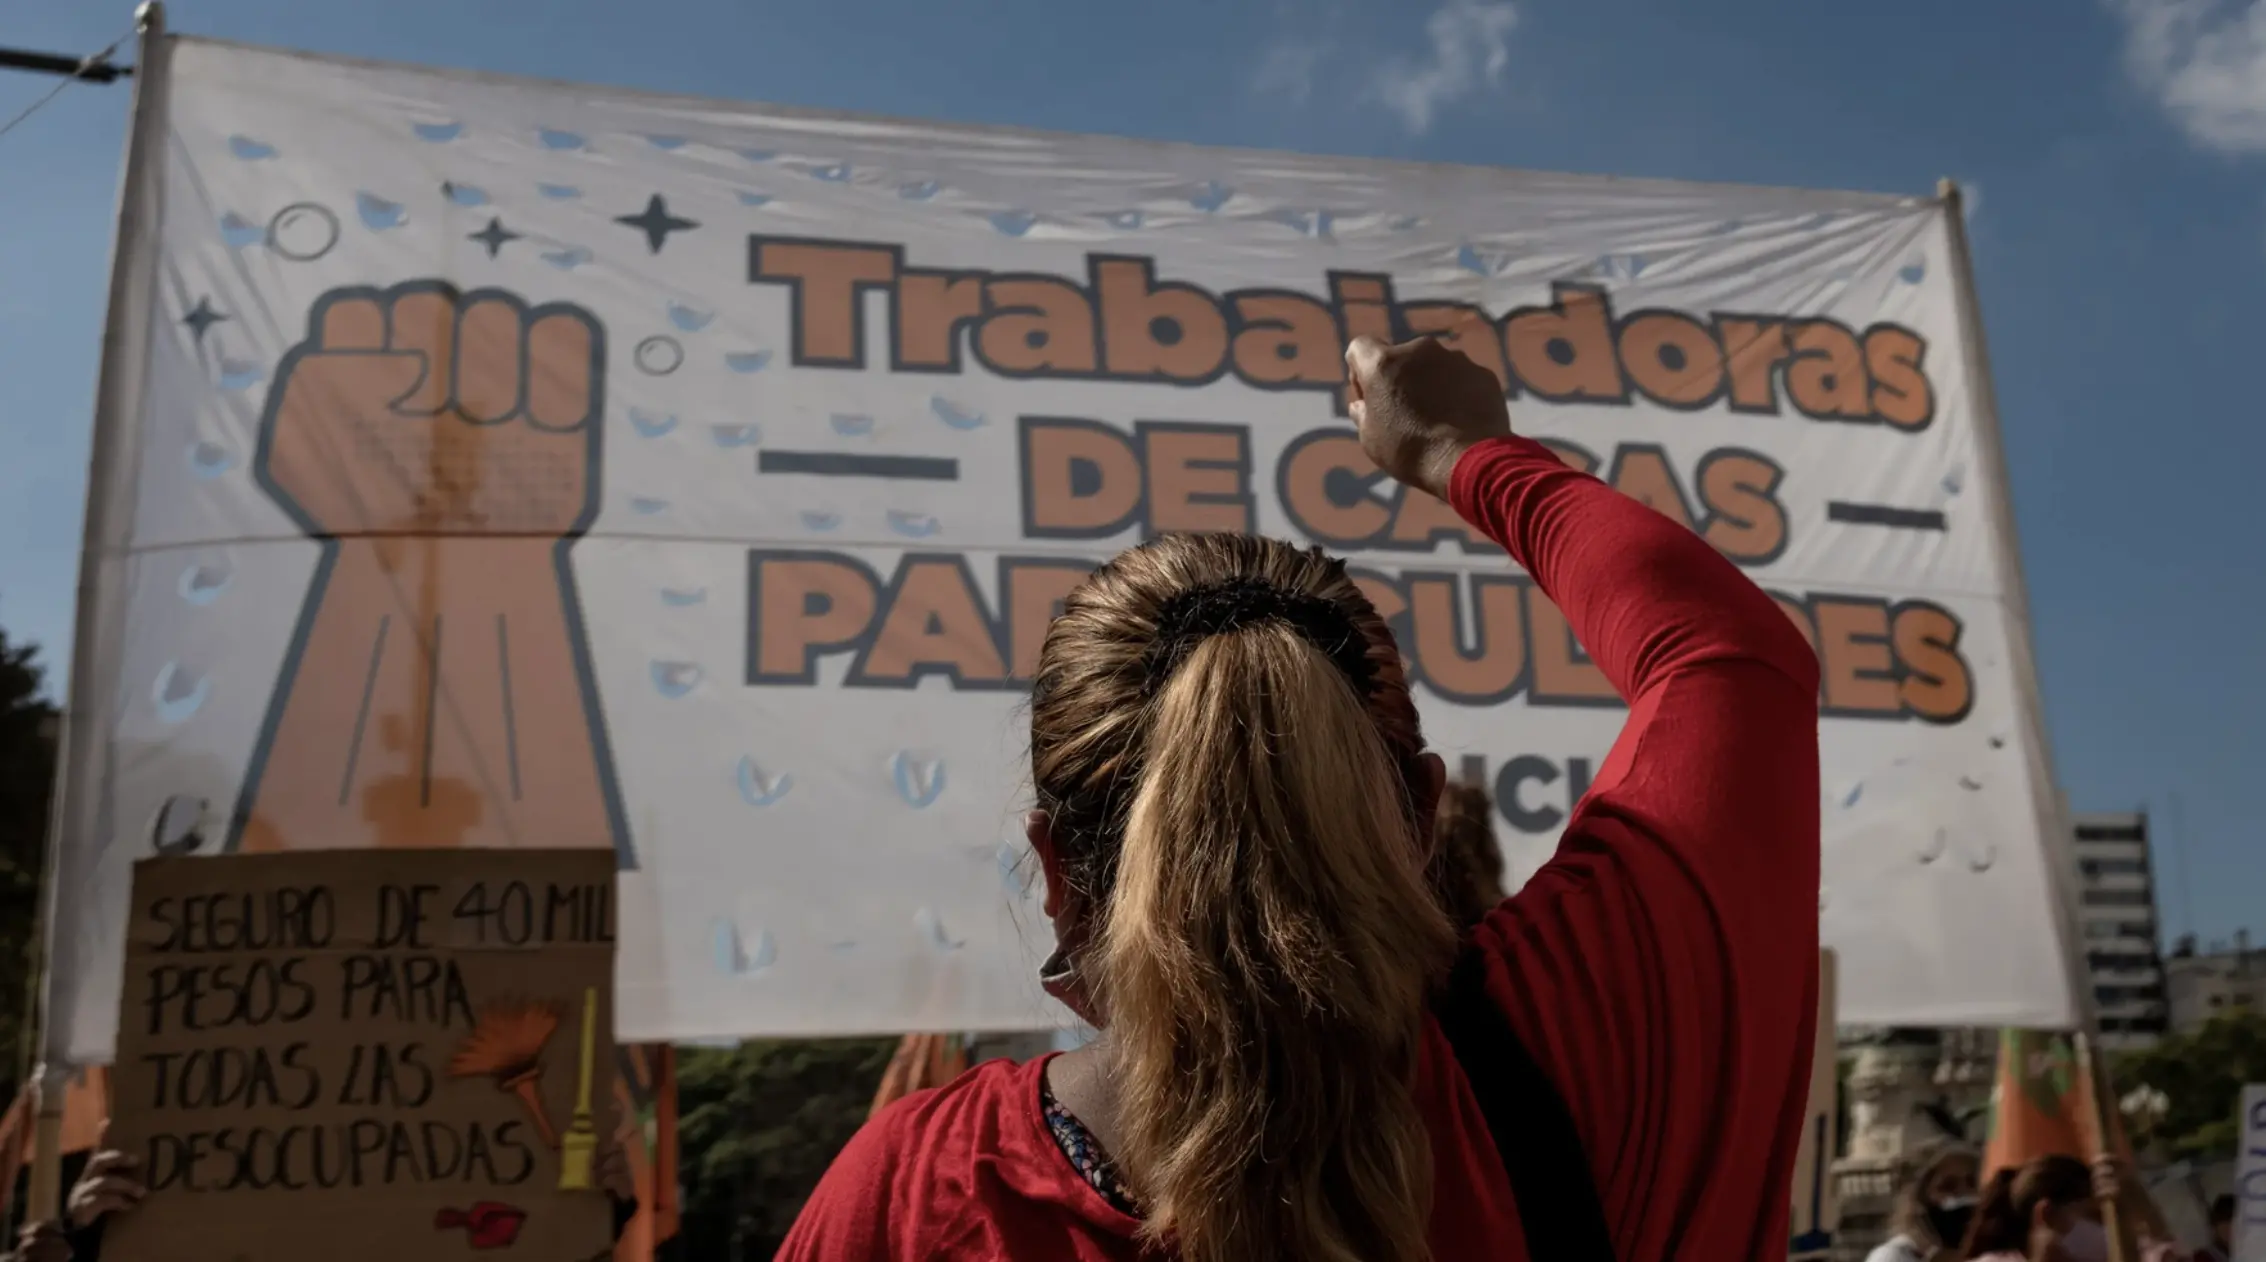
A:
778,435,1822,1261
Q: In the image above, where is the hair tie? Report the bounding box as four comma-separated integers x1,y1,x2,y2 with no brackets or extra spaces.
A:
1140,578,1377,698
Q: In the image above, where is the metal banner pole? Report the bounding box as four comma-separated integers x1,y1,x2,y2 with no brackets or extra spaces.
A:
24,0,169,1230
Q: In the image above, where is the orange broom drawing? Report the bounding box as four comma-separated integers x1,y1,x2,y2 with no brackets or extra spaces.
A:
449,1000,565,1148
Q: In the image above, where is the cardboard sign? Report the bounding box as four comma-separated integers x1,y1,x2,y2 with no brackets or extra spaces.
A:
1789,949,1840,1260
105,849,617,1262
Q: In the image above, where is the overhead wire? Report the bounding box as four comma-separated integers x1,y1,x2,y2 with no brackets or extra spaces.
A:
0,26,136,144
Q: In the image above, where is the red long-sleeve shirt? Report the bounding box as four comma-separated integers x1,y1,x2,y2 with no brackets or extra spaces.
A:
778,435,1822,1260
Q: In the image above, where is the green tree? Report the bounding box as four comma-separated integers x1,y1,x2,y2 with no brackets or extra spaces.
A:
0,624,59,1107
675,1038,898,1259
2112,1009,2266,1162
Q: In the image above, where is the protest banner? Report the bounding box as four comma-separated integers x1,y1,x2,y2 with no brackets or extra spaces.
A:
103,848,617,1261
38,30,2083,1057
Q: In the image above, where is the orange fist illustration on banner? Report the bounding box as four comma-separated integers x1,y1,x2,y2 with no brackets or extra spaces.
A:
230,283,632,861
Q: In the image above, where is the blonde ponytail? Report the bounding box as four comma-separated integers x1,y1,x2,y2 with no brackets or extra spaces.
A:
1031,534,1455,1262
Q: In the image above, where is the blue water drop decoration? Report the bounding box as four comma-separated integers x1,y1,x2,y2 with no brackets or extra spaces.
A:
541,246,593,271
913,906,963,952
891,752,947,809
660,587,708,608
711,920,777,975
227,136,277,161
799,510,841,532
413,121,464,143
647,135,688,151
807,162,852,182
152,663,210,723
709,424,760,449
725,351,772,374
1104,209,1144,230
886,511,941,539
989,210,1038,238
177,563,232,606
217,358,264,391
629,409,678,438
735,190,774,208
1899,257,1927,285
1263,208,1330,237
650,661,703,699
538,127,587,151
736,756,794,807
928,397,984,431
1189,181,1232,212
899,180,942,202
187,441,235,479
828,413,874,437
442,181,489,207
630,496,671,516
219,212,262,249
740,148,777,163
355,192,407,231
667,303,714,333
537,183,583,201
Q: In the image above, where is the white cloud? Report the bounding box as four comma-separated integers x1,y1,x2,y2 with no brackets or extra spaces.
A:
1371,0,1521,135
2111,0,2266,152
1253,38,1328,105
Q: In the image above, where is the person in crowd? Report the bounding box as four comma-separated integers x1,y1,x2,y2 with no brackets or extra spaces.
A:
1428,780,1509,930
779,333,1822,1260
1960,1155,2106,1261
2199,1193,2234,1262
1869,1145,1982,1262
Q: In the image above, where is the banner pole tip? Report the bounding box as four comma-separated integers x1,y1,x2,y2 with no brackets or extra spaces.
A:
134,2,164,34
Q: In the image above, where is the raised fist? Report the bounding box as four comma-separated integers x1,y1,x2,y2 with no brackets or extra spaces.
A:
1343,334,1514,502
257,284,604,538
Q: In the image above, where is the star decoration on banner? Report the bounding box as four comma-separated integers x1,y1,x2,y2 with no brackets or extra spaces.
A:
468,217,522,259
616,194,699,255
182,297,229,345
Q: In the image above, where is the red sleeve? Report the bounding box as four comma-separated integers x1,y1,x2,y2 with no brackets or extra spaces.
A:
1448,435,1821,1259
775,1109,903,1261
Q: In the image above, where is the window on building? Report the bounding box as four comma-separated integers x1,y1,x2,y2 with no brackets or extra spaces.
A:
2096,984,2167,1005
2076,824,2146,842
2080,859,2149,878
2083,890,2154,907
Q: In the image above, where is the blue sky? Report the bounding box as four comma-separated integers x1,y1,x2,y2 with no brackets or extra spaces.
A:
3,0,2261,949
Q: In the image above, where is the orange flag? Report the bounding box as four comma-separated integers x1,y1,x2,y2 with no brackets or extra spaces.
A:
1982,1029,2134,1178
611,1043,681,1262
869,1034,969,1121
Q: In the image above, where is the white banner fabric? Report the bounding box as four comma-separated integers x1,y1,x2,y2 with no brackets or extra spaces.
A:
44,35,2079,1059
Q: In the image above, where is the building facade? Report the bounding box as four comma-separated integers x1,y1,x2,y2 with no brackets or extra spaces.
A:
2072,811,2170,1050
2165,931,2266,1032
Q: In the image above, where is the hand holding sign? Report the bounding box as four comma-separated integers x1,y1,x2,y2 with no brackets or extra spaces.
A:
1343,334,1515,503
67,1146,146,1228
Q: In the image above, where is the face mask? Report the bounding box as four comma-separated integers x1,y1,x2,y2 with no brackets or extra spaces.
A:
2057,1217,2110,1262
1924,1200,1975,1245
